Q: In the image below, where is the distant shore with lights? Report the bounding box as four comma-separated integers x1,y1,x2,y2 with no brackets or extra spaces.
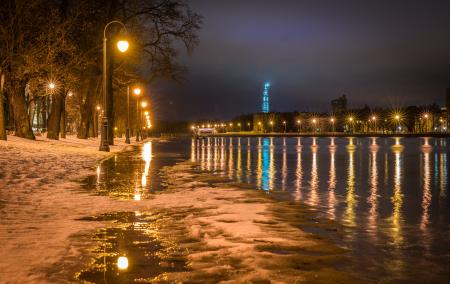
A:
208,132,450,138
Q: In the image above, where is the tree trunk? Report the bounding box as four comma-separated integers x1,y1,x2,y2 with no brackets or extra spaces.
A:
77,69,100,139
9,80,35,140
47,92,63,140
0,71,6,140
60,95,66,138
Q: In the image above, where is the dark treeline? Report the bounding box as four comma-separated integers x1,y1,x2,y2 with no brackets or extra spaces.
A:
0,0,201,141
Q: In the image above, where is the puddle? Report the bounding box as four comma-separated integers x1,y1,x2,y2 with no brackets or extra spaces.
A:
76,211,188,283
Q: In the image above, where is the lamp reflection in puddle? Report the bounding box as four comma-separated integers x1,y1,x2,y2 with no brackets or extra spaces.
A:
117,256,129,270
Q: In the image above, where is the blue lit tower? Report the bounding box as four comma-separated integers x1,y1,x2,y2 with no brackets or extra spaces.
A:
262,82,270,113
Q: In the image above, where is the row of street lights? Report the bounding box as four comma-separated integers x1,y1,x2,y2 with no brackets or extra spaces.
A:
99,20,151,151
192,112,443,133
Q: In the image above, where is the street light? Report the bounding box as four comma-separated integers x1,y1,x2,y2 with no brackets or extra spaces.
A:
330,117,335,132
117,40,129,53
283,120,287,133
296,119,301,133
269,120,274,132
100,20,129,152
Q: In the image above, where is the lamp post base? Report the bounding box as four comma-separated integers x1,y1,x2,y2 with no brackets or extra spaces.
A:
136,131,140,142
125,128,131,144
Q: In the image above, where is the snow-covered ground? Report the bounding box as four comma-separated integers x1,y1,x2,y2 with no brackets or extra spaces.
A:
0,135,354,283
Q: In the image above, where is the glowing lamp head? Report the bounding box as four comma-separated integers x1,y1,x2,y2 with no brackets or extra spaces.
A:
96,105,101,111
283,121,286,124
48,82,55,89
372,116,376,121
67,91,73,97
349,117,354,122
133,88,141,95
117,40,129,53
117,256,129,270
312,119,317,124
297,120,301,124
330,118,335,122
144,111,149,115
395,115,400,120
229,123,233,126
141,101,147,108
424,114,429,119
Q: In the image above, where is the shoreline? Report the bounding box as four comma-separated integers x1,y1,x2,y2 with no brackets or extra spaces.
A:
0,136,358,283
210,132,450,138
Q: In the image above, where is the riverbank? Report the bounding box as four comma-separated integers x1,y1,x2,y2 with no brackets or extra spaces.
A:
0,137,357,283
211,132,450,138
0,135,140,283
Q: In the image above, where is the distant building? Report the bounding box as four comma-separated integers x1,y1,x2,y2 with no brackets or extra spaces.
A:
262,82,270,113
331,95,347,114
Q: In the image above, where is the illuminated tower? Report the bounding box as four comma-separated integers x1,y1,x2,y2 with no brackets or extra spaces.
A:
262,82,270,113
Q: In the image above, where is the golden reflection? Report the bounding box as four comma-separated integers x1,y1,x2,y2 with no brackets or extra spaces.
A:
391,137,404,152
390,144,404,246
347,137,356,151
213,138,219,171
295,139,303,201
440,153,447,197
96,165,101,186
344,146,356,227
257,138,262,189
308,145,319,206
328,146,337,219
220,138,225,174
367,141,379,238
228,138,234,179
141,142,152,191
282,145,287,191
237,139,242,182
200,139,206,170
247,137,251,147
117,256,129,270
420,148,431,233
206,138,212,171
283,137,286,148
269,138,275,190
191,138,196,162
311,137,318,149
329,137,336,149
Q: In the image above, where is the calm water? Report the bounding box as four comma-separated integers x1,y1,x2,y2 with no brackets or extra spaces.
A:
88,137,450,282
191,137,450,282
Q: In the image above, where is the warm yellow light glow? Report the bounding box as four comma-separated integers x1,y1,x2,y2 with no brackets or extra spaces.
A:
117,256,129,270
141,101,147,108
191,126,195,130
312,119,317,124
330,118,335,123
67,91,73,97
371,116,376,121
207,124,211,128
48,82,55,89
297,120,301,124
229,123,233,126
144,111,149,115
134,193,141,201
269,121,273,125
424,114,429,119
395,115,400,120
348,117,354,122
96,105,101,111
133,88,141,95
117,40,129,53
238,123,241,126
283,121,286,124
114,127,118,131
258,121,261,125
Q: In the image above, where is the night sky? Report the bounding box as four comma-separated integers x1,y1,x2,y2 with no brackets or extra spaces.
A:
152,0,450,121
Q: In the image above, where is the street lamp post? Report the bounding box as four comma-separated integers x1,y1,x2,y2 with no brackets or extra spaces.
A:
297,120,301,133
99,20,128,152
125,86,131,144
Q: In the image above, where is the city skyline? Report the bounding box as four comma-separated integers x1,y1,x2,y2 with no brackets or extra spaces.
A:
153,0,450,121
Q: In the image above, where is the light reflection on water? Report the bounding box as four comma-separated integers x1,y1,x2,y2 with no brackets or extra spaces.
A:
191,136,450,282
